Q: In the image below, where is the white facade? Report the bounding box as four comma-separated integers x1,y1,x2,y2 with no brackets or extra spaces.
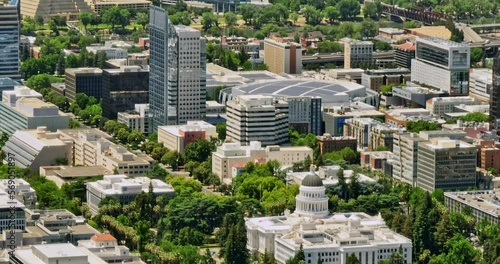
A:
59,129,153,176
0,179,36,209
246,175,413,264
117,103,153,134
469,68,492,103
86,46,128,59
86,175,175,215
10,244,102,264
426,96,480,117
158,120,217,153
411,37,470,95
226,95,289,146
0,87,69,134
2,127,73,171
78,233,145,263
212,141,313,182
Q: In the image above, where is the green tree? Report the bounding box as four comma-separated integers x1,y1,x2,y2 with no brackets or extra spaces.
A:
323,6,340,24
183,138,215,163
135,12,149,30
102,6,124,31
346,253,361,264
48,20,59,36
363,2,380,20
127,130,145,148
161,150,181,171
224,12,238,27
35,15,44,27
216,123,226,141
336,0,361,20
80,12,92,31
223,216,249,264
406,120,441,133
201,12,219,31
290,12,299,25
470,47,484,66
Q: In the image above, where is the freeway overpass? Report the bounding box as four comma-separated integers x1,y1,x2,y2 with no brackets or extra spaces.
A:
302,51,395,65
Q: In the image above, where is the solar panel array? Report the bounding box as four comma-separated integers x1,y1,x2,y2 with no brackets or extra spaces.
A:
235,80,351,97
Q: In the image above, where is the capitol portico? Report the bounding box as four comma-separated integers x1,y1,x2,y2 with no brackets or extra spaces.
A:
246,169,412,264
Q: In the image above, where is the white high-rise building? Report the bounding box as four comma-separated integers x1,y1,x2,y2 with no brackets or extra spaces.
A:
149,6,206,129
411,37,470,96
226,95,289,146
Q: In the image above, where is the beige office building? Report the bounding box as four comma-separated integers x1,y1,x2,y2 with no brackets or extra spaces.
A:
264,38,302,74
20,0,92,21
158,120,217,153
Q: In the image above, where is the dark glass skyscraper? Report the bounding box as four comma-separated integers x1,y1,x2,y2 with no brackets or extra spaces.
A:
490,53,500,130
149,6,206,130
0,0,20,80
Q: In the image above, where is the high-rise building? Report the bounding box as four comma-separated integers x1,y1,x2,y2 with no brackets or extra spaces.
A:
411,37,470,96
102,66,149,119
149,6,206,129
0,0,20,80
344,39,373,69
394,42,416,69
490,53,500,129
226,95,289,146
417,138,477,192
264,38,302,74
285,96,322,135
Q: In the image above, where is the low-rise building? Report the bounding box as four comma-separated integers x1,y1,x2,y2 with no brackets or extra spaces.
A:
2,127,73,171
391,82,447,108
477,139,500,172
88,0,150,14
286,165,376,186
445,190,500,224
40,165,112,188
0,87,68,134
10,243,105,264
361,68,411,92
321,68,365,83
24,209,100,245
158,121,217,153
0,179,36,209
212,141,313,183
360,151,394,170
86,175,175,215
426,96,481,117
316,133,357,155
0,192,25,232
65,68,103,101
247,174,412,264
59,129,153,176
385,108,433,126
78,233,145,263
86,45,128,59
417,138,477,192
117,104,152,134
323,106,385,137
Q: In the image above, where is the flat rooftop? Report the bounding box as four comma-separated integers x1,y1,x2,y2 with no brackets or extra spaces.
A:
44,165,112,178
445,189,500,218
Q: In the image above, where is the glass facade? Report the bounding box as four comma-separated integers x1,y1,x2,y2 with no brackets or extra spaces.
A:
416,42,449,67
0,0,20,80
490,54,500,129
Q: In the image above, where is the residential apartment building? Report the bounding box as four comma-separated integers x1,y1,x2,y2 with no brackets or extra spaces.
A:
411,37,470,95
285,96,322,135
316,133,357,155
426,96,480,117
0,178,36,209
392,130,468,186
117,103,152,134
0,87,69,134
417,138,477,192
59,129,153,176
226,95,289,146
361,68,411,92
394,42,416,69
86,175,175,215
343,118,404,151
385,108,432,126
469,68,492,103
86,45,128,59
445,190,500,224
149,6,207,128
78,233,145,263
344,39,373,69
221,36,260,59
0,0,20,80
158,121,217,153
490,53,500,130
102,66,149,119
212,141,313,182
264,38,302,74
246,176,412,264
2,127,73,171
65,68,103,101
